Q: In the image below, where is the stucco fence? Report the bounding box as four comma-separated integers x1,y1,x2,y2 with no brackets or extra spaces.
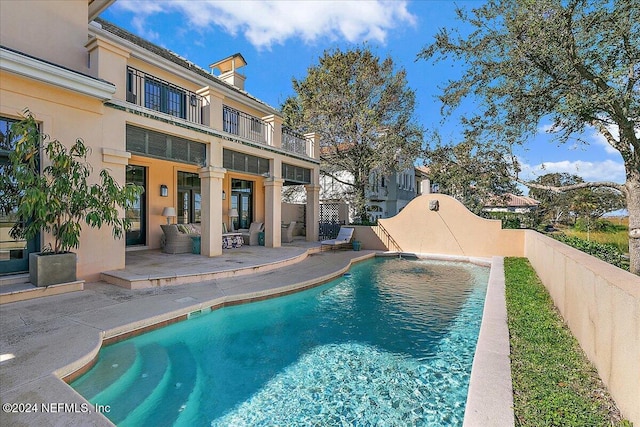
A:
350,194,640,425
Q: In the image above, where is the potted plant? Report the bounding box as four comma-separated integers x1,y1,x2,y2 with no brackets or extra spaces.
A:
2,110,142,286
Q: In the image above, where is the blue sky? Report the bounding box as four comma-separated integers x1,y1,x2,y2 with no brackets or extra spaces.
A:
100,0,627,188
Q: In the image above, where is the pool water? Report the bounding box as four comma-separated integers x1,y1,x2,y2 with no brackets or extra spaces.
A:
71,257,489,426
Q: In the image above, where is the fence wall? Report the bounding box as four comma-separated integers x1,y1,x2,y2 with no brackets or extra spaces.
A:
524,231,640,425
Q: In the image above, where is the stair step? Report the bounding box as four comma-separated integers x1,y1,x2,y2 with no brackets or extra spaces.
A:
71,342,137,400
101,343,170,424
122,342,198,427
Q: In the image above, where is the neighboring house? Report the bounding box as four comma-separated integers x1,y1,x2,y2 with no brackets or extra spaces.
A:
483,193,540,214
317,165,428,223
0,0,320,280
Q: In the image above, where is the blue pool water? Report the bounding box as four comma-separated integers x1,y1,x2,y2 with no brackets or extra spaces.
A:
71,257,489,426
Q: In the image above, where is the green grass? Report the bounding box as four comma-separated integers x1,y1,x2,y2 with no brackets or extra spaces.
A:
504,257,630,427
560,217,629,254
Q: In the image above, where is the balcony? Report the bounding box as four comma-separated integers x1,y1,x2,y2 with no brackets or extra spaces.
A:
223,105,272,145
282,127,307,155
126,67,207,125
123,68,316,159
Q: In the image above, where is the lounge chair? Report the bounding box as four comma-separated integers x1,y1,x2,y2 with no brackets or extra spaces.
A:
241,222,264,246
320,227,354,250
281,221,296,243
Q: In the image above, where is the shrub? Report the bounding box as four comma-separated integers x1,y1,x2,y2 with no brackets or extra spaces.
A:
551,233,627,270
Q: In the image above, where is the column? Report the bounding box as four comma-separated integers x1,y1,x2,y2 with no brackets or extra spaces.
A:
305,184,321,242
262,114,283,148
199,166,226,257
264,177,284,247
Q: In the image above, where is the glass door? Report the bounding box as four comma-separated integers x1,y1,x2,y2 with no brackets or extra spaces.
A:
231,179,253,230
177,172,201,224
125,165,146,246
0,117,39,275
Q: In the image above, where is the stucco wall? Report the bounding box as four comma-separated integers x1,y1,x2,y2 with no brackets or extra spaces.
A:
378,194,525,257
524,231,640,425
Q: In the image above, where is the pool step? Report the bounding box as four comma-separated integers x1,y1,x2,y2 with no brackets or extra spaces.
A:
121,342,198,427
102,343,170,424
71,342,138,400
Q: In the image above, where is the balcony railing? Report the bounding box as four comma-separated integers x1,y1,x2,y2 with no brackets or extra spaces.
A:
223,105,272,145
282,127,307,155
126,67,207,125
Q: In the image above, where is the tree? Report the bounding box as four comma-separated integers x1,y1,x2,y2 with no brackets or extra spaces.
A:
2,111,142,253
425,136,519,214
419,0,640,274
284,46,424,222
529,173,586,225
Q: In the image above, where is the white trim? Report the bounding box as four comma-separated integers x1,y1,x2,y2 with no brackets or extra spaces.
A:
88,26,279,115
0,47,115,101
102,148,131,165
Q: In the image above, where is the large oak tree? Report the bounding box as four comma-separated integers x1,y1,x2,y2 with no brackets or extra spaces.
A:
420,0,639,274
284,46,423,222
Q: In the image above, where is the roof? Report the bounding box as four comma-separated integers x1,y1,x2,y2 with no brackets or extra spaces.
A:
93,18,278,113
485,193,540,208
415,165,430,176
210,53,247,74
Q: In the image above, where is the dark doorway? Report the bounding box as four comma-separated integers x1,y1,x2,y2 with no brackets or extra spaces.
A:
126,165,147,246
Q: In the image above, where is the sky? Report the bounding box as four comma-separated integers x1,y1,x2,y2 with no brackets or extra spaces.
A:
100,0,628,189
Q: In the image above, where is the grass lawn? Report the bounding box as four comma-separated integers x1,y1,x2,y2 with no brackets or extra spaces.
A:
560,217,629,253
504,257,630,427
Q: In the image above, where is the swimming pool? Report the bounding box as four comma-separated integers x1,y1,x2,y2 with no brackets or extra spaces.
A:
71,257,489,426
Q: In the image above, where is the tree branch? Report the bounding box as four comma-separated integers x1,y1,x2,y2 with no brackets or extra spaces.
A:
517,177,627,195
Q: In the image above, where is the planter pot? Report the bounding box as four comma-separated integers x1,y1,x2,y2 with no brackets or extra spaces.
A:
29,252,77,287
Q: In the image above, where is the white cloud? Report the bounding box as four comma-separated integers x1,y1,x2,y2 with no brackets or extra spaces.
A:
113,0,416,49
518,158,626,184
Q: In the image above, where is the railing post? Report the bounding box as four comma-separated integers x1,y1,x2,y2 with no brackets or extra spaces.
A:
305,132,320,160
198,86,223,128
262,114,281,148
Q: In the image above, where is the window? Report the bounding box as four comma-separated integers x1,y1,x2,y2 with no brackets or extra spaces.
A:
223,107,239,134
144,78,186,119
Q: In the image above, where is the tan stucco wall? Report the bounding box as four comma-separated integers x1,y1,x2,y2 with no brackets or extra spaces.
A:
378,194,525,257
524,231,640,425
1,0,89,74
1,73,125,281
351,226,388,251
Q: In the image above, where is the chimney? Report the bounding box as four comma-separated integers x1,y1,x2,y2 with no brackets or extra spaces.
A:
210,53,247,90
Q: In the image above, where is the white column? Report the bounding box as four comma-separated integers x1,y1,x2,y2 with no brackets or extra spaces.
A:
199,166,226,257
264,177,284,247
305,184,321,242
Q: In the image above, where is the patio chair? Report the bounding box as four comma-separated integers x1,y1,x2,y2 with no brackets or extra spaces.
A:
241,222,264,246
281,221,296,243
161,224,199,254
320,227,354,250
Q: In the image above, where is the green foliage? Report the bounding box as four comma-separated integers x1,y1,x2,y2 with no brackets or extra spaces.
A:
5,111,142,254
551,233,628,271
419,0,639,274
504,257,629,426
483,211,522,229
574,218,618,233
284,46,424,222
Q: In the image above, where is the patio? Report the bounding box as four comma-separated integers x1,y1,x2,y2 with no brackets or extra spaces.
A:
101,239,325,289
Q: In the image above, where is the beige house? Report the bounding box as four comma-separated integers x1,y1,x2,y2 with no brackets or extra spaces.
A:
0,0,321,281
